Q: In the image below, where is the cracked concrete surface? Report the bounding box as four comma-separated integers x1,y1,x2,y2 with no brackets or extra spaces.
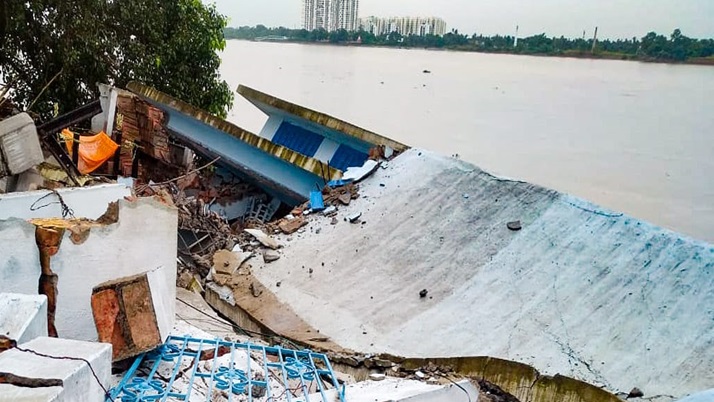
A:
249,149,714,401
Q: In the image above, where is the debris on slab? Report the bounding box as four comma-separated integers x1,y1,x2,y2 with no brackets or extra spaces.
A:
346,212,362,223
244,228,280,249
263,249,281,263
507,220,522,231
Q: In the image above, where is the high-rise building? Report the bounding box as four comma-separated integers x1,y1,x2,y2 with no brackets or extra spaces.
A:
303,0,359,32
358,16,447,37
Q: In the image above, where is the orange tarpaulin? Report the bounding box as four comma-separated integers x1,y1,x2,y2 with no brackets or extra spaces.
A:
61,129,119,174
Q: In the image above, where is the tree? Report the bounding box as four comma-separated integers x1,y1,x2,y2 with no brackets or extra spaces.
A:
0,0,233,120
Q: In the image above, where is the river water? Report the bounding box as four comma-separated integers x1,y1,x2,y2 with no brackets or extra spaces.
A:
219,40,714,243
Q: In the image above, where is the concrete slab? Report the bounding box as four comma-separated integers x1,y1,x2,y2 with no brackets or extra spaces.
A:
675,389,714,402
0,337,111,402
248,148,714,401
294,378,478,402
0,293,47,343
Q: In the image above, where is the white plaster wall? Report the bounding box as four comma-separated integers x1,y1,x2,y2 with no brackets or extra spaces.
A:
0,183,131,220
0,293,48,343
0,198,177,341
0,220,39,295
0,336,111,402
258,115,283,141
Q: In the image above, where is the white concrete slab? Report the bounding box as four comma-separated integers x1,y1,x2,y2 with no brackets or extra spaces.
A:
250,148,714,401
0,384,63,401
0,337,111,402
676,389,714,402
0,183,131,220
0,198,177,341
294,378,476,402
0,293,47,343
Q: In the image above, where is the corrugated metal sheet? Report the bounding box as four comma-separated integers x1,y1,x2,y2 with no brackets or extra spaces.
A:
329,144,369,171
271,122,324,158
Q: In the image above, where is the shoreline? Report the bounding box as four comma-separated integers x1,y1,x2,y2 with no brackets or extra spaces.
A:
227,38,714,67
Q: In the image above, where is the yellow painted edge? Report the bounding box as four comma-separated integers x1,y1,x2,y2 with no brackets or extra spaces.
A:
237,85,410,153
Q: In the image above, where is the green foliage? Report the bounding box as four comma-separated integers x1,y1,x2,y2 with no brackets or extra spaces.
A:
0,0,233,120
224,25,714,65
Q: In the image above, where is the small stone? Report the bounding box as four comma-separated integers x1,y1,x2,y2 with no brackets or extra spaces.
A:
415,371,426,379
628,387,644,398
249,385,266,398
369,373,386,382
275,281,281,287
331,217,338,225
419,289,428,298
507,221,522,231
249,282,264,297
463,193,470,199
263,250,280,263
315,228,322,234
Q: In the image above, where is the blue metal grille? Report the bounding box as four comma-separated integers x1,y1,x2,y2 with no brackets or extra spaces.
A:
272,122,324,158
108,336,345,402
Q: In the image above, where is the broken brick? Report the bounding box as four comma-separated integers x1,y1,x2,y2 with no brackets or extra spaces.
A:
91,273,162,361
278,216,307,235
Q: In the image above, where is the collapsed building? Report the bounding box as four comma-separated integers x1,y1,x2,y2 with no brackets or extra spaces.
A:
0,81,711,402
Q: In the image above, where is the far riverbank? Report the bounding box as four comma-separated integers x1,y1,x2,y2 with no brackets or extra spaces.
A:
230,38,714,67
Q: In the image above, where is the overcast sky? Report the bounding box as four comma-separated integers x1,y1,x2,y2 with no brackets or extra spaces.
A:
207,0,714,39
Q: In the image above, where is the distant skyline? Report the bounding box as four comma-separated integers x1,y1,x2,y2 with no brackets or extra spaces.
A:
204,0,714,39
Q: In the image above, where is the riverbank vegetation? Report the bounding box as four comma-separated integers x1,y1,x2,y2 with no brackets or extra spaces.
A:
1,0,233,119
225,26,714,65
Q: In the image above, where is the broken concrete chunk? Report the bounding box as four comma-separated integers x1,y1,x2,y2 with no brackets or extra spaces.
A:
323,206,337,215
91,272,162,361
263,250,281,263
346,212,362,223
0,294,48,345
343,160,379,183
244,228,280,249
278,216,307,235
